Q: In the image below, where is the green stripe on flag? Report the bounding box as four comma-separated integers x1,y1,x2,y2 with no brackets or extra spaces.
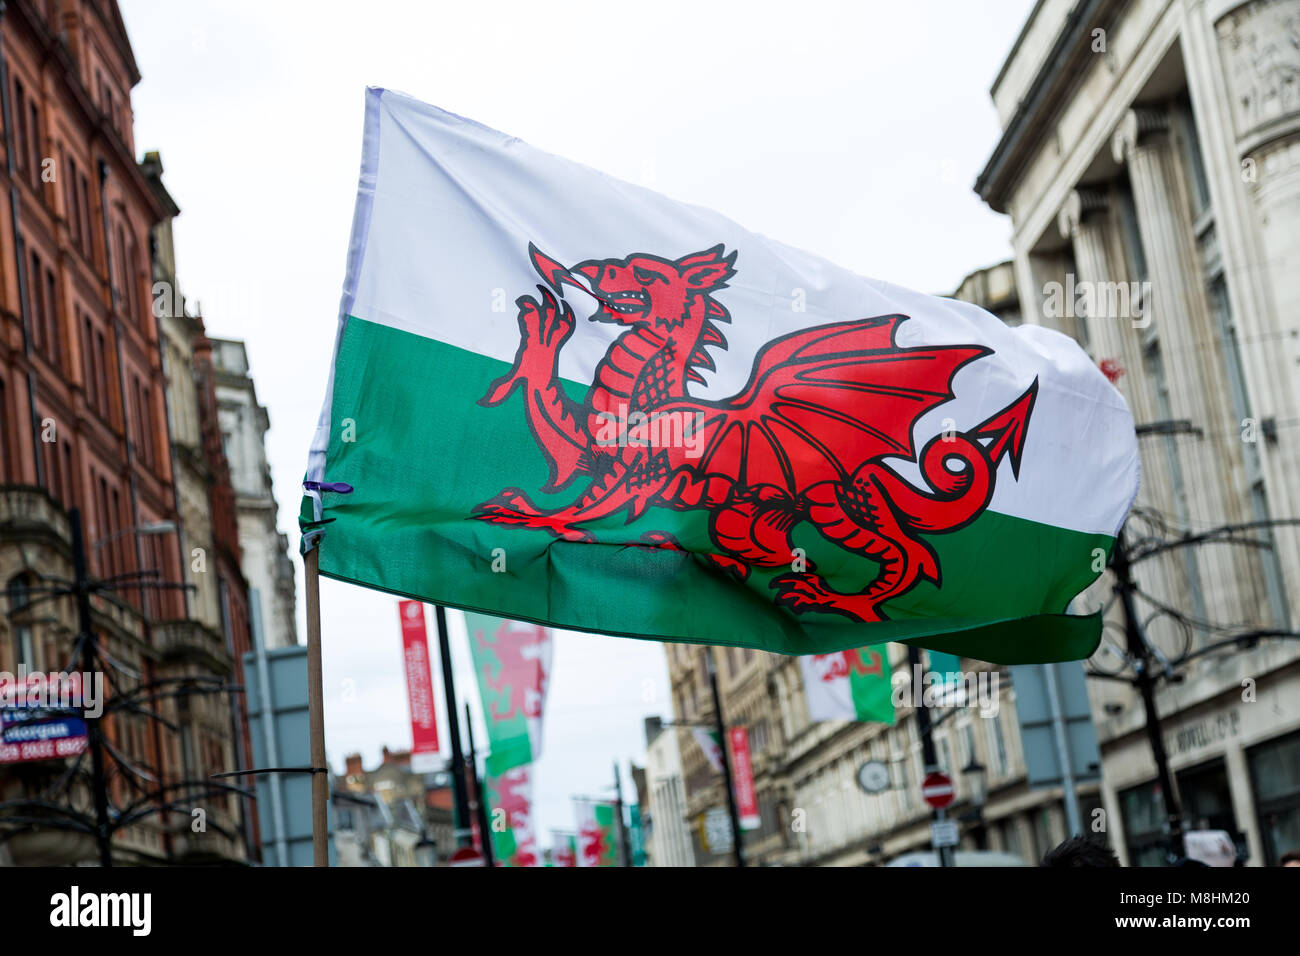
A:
305,317,1109,664
849,647,895,724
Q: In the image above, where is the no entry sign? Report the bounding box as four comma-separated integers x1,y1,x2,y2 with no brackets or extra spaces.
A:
922,771,955,809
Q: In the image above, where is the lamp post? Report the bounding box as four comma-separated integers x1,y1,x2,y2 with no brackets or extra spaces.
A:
960,757,988,850
414,830,437,868
91,520,177,617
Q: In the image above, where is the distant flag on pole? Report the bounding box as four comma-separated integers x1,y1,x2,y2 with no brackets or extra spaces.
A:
551,831,577,868
465,613,551,777
302,88,1138,665
691,727,725,774
574,799,619,868
485,765,540,867
800,646,895,724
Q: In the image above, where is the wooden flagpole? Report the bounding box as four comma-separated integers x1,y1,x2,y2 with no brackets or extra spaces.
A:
305,545,329,866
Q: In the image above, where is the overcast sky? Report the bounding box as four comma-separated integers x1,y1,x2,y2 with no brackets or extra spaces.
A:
119,0,1037,846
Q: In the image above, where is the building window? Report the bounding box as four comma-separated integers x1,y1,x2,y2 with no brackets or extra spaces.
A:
1033,804,1057,861
12,78,26,177
1177,757,1240,856
987,711,1008,777
1142,339,1207,623
1248,730,1300,866
79,174,93,261
1174,99,1211,221
6,574,36,670
1000,815,1024,862
1120,779,1170,866
1208,277,1289,628
28,100,42,191
0,375,9,481
44,265,60,368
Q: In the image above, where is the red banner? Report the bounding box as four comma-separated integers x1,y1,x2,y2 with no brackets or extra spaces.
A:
729,726,761,831
398,601,440,770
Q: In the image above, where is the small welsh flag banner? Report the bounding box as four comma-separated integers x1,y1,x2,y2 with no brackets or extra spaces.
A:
574,799,620,867
302,88,1139,665
486,765,540,867
464,612,551,777
800,647,895,724
691,727,725,773
551,832,577,868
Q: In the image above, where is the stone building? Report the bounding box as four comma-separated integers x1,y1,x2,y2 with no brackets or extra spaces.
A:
642,716,693,867
210,337,297,650
336,748,452,864
975,0,1300,865
667,642,794,865
142,149,257,860
0,0,250,864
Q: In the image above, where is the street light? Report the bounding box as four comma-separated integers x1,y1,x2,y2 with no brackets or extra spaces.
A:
90,520,177,553
961,757,988,850
414,831,437,868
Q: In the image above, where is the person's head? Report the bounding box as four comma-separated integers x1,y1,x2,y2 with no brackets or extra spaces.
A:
1040,834,1122,867
1280,850,1300,868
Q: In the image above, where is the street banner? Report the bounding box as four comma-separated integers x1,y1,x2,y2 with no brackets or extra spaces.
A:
486,765,540,867
691,727,725,774
728,727,761,831
574,798,619,867
465,613,552,776
303,88,1138,665
396,601,440,771
801,646,895,724
628,805,647,866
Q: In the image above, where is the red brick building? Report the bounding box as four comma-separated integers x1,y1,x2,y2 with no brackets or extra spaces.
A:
0,0,254,865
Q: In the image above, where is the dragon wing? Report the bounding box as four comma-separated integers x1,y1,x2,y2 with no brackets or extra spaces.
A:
651,315,989,492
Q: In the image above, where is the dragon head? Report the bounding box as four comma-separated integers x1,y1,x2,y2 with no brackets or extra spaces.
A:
530,243,736,333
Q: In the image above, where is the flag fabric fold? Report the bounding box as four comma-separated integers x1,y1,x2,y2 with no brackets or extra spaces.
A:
302,87,1139,665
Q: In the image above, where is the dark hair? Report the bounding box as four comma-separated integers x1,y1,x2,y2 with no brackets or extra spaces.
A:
1040,834,1122,867
1280,850,1300,866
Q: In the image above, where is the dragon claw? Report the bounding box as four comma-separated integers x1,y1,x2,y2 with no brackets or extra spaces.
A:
471,490,594,541
771,573,840,614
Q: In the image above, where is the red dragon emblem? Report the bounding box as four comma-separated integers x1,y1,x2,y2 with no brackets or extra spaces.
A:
481,620,548,721
473,244,1037,622
493,767,538,867
811,648,882,681
579,820,610,866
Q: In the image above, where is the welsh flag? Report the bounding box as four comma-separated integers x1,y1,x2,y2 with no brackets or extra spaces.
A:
465,613,551,776
551,832,577,868
486,765,540,867
302,89,1139,664
574,799,620,868
800,647,895,724
691,727,725,773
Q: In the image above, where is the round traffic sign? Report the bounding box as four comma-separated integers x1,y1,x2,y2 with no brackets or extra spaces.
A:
921,771,955,809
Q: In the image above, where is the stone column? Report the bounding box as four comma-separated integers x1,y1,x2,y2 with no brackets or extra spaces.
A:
1111,107,1256,627
1214,0,1300,608
1058,187,1188,631
1057,188,1154,419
